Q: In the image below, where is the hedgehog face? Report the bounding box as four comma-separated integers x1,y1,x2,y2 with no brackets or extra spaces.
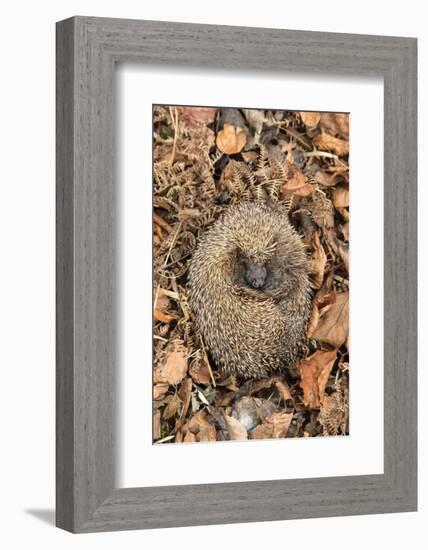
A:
243,257,267,289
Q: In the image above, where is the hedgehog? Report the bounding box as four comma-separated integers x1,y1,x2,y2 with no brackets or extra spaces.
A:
188,202,311,379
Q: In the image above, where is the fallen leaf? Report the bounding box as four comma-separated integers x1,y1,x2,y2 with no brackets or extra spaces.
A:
216,124,247,154
189,357,212,385
282,164,315,197
332,185,349,208
320,113,349,138
298,349,337,408
179,106,217,127
153,384,169,400
163,394,183,420
183,431,197,443
341,222,349,241
225,415,248,440
188,410,217,442
314,131,349,157
156,340,188,385
275,379,293,401
153,410,161,440
309,232,327,289
313,170,345,187
312,292,349,348
300,111,321,128
252,411,293,439
177,377,193,418
307,290,337,338
154,308,175,323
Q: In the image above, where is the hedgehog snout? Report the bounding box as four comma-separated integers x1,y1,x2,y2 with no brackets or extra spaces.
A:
244,260,267,289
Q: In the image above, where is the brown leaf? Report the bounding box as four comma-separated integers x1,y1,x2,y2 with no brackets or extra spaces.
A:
307,290,337,338
154,291,176,323
188,410,216,442
275,380,292,401
189,357,212,385
216,124,247,154
300,111,321,128
154,308,175,323
176,208,201,222
298,349,337,408
163,394,182,420
313,131,349,157
156,340,188,385
313,170,346,187
153,384,169,401
252,411,293,439
179,107,217,127
312,292,349,348
309,232,327,289
320,113,349,138
225,415,248,440
183,431,197,443
332,185,349,208
177,377,192,418
341,222,349,241
282,164,315,197
153,410,161,440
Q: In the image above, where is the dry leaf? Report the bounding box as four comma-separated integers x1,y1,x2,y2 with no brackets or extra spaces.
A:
275,379,292,401
154,309,175,323
179,106,217,127
188,410,216,442
298,349,337,408
320,113,349,138
177,377,193,418
300,111,321,128
252,411,293,439
216,124,247,154
313,170,345,187
307,290,337,338
341,222,349,241
153,384,169,401
282,165,315,197
314,131,349,157
183,431,197,443
163,394,183,420
332,186,349,208
309,232,327,289
312,292,349,348
153,409,161,440
189,358,212,385
225,416,248,440
156,340,188,385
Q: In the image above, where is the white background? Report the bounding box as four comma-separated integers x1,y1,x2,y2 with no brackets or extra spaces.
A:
0,1,425,549
118,67,384,487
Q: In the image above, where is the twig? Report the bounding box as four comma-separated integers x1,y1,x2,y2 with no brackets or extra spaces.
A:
169,106,179,166
163,221,182,268
305,149,348,168
153,334,168,342
154,435,175,444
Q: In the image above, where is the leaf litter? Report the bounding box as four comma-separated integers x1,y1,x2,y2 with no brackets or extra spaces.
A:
152,105,350,443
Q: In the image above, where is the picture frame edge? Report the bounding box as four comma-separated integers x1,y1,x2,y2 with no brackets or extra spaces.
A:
56,16,417,533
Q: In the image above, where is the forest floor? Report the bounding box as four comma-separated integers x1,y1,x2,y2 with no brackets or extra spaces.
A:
152,104,349,443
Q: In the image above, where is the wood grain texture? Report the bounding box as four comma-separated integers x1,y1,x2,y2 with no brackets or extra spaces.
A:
56,16,417,533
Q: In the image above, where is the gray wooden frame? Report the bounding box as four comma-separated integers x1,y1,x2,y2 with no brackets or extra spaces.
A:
56,16,417,533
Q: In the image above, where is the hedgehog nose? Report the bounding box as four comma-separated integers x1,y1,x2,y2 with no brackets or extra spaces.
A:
252,277,265,289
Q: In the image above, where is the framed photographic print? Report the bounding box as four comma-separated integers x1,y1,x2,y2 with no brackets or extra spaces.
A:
56,16,417,533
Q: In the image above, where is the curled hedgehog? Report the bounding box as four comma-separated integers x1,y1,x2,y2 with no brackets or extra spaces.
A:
188,202,311,380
